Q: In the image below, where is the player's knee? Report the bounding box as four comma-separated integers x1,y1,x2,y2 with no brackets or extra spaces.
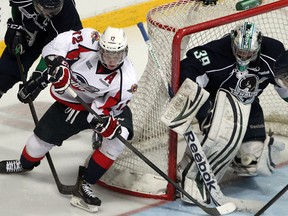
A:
25,134,54,158
99,127,129,160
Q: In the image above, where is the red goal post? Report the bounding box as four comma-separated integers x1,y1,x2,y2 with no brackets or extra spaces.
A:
99,0,288,201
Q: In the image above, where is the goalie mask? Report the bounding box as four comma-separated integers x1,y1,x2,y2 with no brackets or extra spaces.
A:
33,0,64,18
274,51,288,88
98,27,128,70
231,22,262,71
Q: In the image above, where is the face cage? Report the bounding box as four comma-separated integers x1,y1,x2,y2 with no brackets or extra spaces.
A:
233,45,259,67
99,47,127,70
34,3,63,18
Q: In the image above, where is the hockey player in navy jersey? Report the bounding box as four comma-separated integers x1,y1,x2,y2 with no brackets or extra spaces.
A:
0,0,82,100
163,22,287,205
0,27,138,212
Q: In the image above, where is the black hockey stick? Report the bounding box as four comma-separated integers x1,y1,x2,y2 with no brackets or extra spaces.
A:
255,184,288,216
66,86,236,215
15,46,76,195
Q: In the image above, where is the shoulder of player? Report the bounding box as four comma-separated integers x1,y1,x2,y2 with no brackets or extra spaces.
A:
56,0,79,16
121,58,138,82
260,36,285,60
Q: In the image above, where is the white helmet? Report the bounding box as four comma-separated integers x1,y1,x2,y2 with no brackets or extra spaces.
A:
231,22,262,70
98,27,128,70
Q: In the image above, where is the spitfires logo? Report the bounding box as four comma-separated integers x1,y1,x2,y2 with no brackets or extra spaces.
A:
71,73,100,93
91,31,100,44
128,84,138,94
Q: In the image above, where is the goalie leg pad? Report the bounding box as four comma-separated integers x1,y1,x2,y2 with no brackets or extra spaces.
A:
178,89,251,204
161,78,210,134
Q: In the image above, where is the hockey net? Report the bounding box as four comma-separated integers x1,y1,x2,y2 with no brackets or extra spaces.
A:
99,0,288,200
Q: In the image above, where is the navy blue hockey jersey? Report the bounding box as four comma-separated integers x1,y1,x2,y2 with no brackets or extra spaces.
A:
180,35,285,104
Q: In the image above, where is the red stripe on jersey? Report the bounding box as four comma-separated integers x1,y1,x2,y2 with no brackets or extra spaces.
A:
66,49,80,60
100,91,121,112
66,45,93,60
92,149,114,169
22,146,45,163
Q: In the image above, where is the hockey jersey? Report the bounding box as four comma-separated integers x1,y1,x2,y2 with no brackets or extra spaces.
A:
9,0,82,47
180,34,286,104
42,28,138,118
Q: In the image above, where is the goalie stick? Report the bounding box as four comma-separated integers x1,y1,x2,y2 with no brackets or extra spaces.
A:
66,86,236,216
15,46,76,195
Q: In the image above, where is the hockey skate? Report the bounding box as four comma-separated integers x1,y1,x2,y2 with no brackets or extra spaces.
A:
70,166,101,212
0,160,26,174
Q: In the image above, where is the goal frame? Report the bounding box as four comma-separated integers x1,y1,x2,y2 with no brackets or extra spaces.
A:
166,0,288,200
98,0,288,201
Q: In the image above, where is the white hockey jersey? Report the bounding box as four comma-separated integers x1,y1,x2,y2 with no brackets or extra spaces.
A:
42,28,138,118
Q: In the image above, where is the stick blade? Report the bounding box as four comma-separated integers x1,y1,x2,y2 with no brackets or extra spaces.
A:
216,202,237,215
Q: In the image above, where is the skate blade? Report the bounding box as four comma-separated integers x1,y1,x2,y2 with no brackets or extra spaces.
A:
70,196,99,213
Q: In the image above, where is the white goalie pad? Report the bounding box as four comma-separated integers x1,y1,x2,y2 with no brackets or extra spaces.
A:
161,78,210,134
178,89,251,205
200,89,251,181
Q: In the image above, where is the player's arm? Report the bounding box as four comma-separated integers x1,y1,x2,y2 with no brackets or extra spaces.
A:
17,31,75,103
273,50,288,102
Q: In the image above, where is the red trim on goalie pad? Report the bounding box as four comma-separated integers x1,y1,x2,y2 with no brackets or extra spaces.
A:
22,146,45,162
92,149,114,169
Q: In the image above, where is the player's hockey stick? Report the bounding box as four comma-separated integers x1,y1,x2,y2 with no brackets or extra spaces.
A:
137,22,174,98
15,46,76,195
66,86,236,216
255,184,288,216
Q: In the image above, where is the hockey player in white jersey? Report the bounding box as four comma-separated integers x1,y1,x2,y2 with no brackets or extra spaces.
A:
0,26,138,212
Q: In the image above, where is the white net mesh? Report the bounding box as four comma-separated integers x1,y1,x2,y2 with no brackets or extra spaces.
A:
100,0,288,198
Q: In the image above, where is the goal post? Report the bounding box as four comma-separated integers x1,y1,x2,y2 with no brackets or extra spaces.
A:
98,0,288,200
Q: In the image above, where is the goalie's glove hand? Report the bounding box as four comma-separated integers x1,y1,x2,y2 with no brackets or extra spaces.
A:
17,71,49,103
201,0,217,5
90,115,122,140
48,65,71,92
5,18,27,55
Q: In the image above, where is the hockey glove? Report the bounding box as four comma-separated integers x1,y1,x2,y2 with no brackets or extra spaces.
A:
90,115,122,140
48,65,71,92
45,55,69,74
4,18,27,55
201,0,218,5
17,71,49,103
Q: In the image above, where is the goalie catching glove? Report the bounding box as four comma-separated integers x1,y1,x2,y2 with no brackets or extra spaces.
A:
90,115,122,140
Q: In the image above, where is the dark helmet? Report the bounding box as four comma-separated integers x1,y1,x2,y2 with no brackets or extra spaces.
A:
33,0,64,18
